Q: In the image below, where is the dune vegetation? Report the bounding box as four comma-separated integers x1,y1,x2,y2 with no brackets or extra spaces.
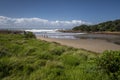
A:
0,32,120,80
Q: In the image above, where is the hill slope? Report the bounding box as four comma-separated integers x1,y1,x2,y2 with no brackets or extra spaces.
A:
73,19,120,32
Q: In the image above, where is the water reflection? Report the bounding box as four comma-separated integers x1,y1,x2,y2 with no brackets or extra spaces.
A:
75,33,120,45
36,32,85,39
36,32,120,45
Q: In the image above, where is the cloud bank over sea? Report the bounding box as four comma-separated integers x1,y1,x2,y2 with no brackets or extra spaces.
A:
0,16,90,29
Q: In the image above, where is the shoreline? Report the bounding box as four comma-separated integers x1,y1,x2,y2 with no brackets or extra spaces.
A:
37,36,120,53
58,30,120,35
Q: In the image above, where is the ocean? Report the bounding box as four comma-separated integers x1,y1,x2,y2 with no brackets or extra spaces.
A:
25,28,85,39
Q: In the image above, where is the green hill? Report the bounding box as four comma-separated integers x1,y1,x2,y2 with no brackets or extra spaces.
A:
73,19,120,32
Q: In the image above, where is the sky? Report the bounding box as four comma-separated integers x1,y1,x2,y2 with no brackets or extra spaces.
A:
0,0,120,29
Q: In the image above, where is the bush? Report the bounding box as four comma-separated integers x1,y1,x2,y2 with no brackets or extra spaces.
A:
97,51,120,80
24,32,36,39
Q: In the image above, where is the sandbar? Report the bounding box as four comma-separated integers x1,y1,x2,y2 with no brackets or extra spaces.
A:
37,36,120,53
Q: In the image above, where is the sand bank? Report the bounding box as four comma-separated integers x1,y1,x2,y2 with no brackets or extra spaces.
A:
37,36,120,53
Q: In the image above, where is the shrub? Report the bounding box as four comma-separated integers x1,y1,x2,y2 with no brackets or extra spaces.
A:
97,51,120,80
24,32,36,39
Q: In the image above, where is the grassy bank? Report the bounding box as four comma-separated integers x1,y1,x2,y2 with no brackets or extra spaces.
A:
0,33,119,80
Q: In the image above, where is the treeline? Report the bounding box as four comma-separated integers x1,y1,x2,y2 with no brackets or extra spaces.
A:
72,19,120,32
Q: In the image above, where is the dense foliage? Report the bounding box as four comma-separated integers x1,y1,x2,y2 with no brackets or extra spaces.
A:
72,19,120,32
24,31,36,39
97,51,120,80
0,33,120,80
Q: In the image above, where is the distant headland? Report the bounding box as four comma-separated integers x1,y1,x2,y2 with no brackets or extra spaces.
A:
59,19,120,35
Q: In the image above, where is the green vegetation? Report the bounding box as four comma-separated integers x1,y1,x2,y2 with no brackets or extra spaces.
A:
97,51,120,80
24,31,36,39
0,33,120,80
73,19,120,32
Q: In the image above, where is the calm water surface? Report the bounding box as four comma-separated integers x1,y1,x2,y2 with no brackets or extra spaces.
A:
26,29,120,45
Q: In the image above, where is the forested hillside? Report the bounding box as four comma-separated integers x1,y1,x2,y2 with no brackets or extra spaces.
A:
73,19,120,32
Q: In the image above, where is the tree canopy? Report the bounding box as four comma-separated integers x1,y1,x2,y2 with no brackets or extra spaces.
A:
72,19,120,32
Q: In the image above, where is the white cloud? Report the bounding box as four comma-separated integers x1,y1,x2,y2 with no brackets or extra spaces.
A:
0,16,90,29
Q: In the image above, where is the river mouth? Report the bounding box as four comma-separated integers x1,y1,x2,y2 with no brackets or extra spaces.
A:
74,33,120,45
36,32,120,45
24,29,120,45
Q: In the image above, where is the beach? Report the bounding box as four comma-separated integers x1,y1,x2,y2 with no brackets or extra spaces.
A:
37,36,120,53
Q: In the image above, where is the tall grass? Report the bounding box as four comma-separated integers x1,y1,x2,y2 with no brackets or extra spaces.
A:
0,33,119,80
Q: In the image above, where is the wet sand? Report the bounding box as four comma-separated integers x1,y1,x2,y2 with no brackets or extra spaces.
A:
37,36,120,53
